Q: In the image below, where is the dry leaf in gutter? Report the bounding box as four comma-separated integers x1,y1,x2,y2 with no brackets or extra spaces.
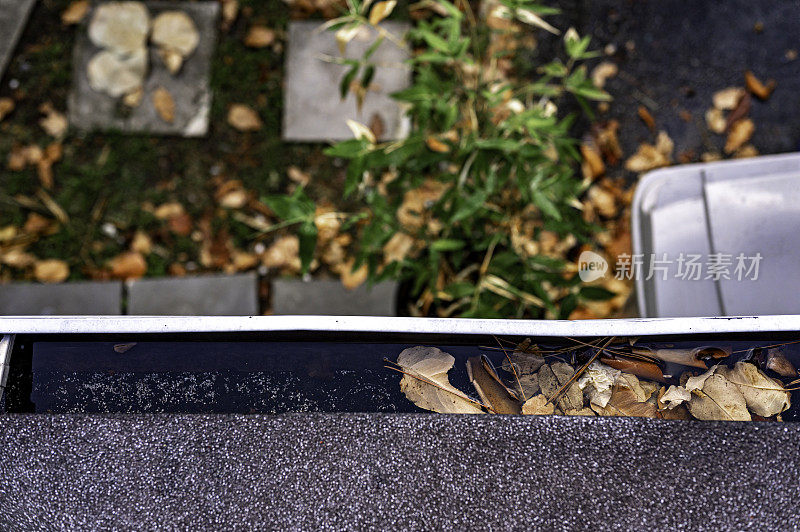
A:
577,361,620,408
522,394,554,415
712,87,745,111
658,385,692,409
396,346,485,414
153,88,175,123
538,362,583,412
764,348,796,377
688,373,751,421
724,118,754,153
590,384,657,418
228,104,262,131
565,408,596,416
720,361,790,417
467,355,521,414
34,259,69,283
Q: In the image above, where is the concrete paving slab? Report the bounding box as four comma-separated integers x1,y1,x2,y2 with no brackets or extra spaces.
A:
0,281,122,315
271,278,397,316
283,21,411,142
68,1,218,137
127,273,258,315
0,0,36,80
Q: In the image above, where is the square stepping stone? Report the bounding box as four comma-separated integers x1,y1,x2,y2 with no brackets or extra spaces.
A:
0,0,36,80
68,1,219,137
283,21,411,142
271,279,397,316
0,281,123,315
127,273,258,315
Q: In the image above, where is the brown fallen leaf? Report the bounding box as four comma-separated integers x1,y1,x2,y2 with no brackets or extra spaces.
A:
122,86,144,108
590,61,618,88
244,25,276,48
396,346,485,414
744,70,776,100
637,106,656,131
34,259,70,283
369,0,397,25
580,142,605,179
220,0,239,31
705,107,726,134
228,104,262,131
625,131,673,172
62,0,90,25
724,118,754,153
369,113,385,140
590,384,658,418
712,87,745,111
720,361,790,417
522,394,554,415
587,185,617,218
154,202,185,220
340,258,368,289
152,87,175,123
262,235,301,272
426,136,450,153
39,104,68,139
764,348,796,377
688,372,751,421
231,250,258,271
108,251,147,280
382,232,415,265
23,213,52,234
538,362,583,412
287,166,311,186
467,356,521,414
168,213,193,236
37,159,54,189
0,98,14,121
130,230,152,255
1,247,37,269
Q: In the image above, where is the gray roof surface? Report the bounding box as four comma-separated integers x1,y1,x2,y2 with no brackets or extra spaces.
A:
0,413,797,530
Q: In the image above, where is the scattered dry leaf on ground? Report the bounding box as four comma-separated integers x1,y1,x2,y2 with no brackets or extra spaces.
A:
152,11,200,74
34,259,70,283
712,87,745,111
624,131,673,172
62,0,90,25
725,118,755,153
244,25,276,48
108,251,148,279
0,98,14,121
228,104,262,131
590,61,618,88
261,235,300,272
744,70,775,100
340,258,368,289
153,87,176,123
220,0,239,31
130,231,152,255
39,103,68,139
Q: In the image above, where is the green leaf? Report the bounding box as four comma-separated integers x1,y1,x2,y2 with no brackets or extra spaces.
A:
340,64,359,100
530,188,562,221
264,188,315,221
298,221,318,274
431,239,465,252
579,286,616,301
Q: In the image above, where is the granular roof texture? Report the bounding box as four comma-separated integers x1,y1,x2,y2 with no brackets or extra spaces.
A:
0,413,798,530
